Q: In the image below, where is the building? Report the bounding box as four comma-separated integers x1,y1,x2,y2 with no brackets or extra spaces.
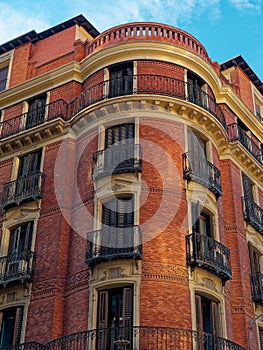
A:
0,14,262,350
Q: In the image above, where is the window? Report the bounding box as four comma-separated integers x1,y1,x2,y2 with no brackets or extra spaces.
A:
0,307,24,346
26,94,46,129
255,103,262,120
0,66,8,92
242,174,254,200
187,130,208,181
97,287,133,350
109,62,133,97
192,203,213,238
248,242,262,303
259,327,263,350
187,71,206,106
6,221,33,278
195,294,220,349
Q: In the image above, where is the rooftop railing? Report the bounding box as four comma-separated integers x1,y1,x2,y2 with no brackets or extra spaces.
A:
86,22,210,61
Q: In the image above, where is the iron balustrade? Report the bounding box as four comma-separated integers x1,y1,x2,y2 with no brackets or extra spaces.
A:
0,99,68,139
0,250,35,286
86,226,142,267
43,326,245,350
186,232,232,283
93,143,142,179
0,342,45,350
1,171,45,209
242,196,263,233
182,152,222,198
228,123,263,165
70,75,226,129
250,272,263,305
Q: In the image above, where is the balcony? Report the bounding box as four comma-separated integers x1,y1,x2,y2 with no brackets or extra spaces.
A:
70,75,226,129
86,226,142,268
250,272,263,305
186,232,232,283
93,143,142,179
0,99,68,140
1,172,45,209
228,123,263,166
242,196,263,233
0,250,35,287
182,152,222,198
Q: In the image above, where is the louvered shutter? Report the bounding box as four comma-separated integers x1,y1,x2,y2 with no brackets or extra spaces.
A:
195,295,203,333
242,174,253,200
24,222,33,252
8,228,19,255
248,242,257,274
123,288,133,329
13,307,23,345
192,202,200,234
259,328,263,350
211,302,220,336
97,291,108,350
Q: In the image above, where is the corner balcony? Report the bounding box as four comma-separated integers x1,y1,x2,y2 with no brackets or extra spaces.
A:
182,152,222,198
186,232,232,284
228,123,263,166
0,99,68,140
70,75,226,130
242,196,263,233
1,172,45,209
86,226,142,268
0,250,35,287
250,272,263,305
93,143,142,180
43,326,245,350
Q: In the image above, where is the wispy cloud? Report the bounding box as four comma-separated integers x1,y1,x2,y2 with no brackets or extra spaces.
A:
228,0,261,12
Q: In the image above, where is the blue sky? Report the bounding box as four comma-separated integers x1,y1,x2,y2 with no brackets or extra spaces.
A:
0,0,262,81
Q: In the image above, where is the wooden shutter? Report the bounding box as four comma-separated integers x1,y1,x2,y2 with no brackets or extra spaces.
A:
8,227,19,255
13,307,23,345
192,202,200,233
24,222,33,252
97,291,108,350
242,174,253,200
259,328,263,350
248,242,260,274
123,288,133,329
195,295,203,333
211,301,220,336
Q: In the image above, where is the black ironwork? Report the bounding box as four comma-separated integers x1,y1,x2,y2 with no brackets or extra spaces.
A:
0,250,35,286
0,342,45,350
0,99,68,139
70,75,226,129
242,196,263,233
186,232,232,283
1,172,45,209
93,144,142,179
86,226,142,267
228,123,263,165
44,326,245,350
182,152,222,198
250,272,263,305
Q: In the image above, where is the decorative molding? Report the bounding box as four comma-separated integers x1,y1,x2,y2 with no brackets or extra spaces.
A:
65,269,89,296
40,206,61,217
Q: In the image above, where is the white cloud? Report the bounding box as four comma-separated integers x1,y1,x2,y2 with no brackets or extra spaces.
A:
0,3,48,44
228,0,261,11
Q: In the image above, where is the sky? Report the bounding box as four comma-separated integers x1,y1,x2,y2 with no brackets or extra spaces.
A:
0,0,262,81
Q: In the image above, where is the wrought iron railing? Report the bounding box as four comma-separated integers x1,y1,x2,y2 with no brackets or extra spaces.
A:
70,75,226,129
0,342,45,350
43,326,245,350
86,226,142,267
0,250,35,286
93,143,142,179
228,123,263,165
1,171,45,209
250,272,263,305
242,196,263,233
186,232,232,283
182,152,222,197
0,99,68,139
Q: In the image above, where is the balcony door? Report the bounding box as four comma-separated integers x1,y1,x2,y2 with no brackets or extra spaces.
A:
97,287,133,350
0,307,23,347
105,123,135,172
188,131,207,180
26,95,46,129
7,222,33,277
195,295,220,350
109,63,133,97
15,150,42,199
248,242,262,300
